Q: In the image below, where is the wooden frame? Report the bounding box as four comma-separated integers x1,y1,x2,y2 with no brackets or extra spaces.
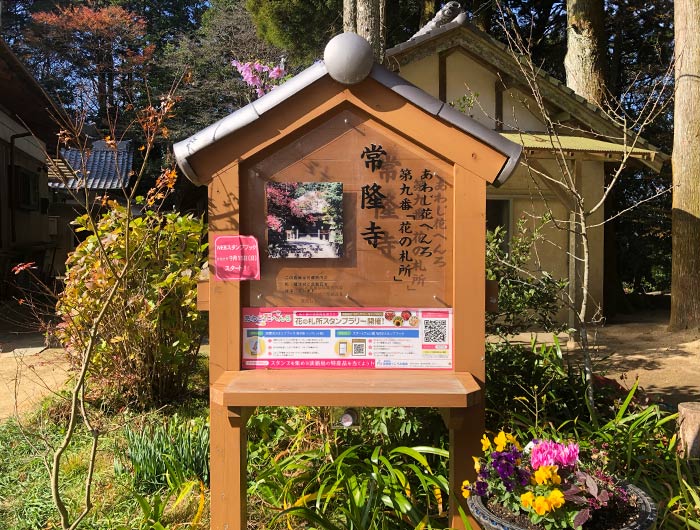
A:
195,71,514,530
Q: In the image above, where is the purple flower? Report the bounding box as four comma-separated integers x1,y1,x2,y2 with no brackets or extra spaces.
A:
518,468,531,486
474,481,488,496
494,458,515,480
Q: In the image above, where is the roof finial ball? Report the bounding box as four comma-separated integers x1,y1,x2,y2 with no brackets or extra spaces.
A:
324,32,374,85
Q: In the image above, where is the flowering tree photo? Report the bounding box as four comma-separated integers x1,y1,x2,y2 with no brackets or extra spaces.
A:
266,182,344,259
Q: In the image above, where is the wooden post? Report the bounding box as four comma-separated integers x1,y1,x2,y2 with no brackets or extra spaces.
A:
210,406,251,529
678,402,700,458
451,163,486,530
443,407,484,529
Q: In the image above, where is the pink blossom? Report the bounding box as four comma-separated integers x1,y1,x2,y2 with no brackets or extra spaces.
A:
530,440,579,469
233,58,286,98
269,65,285,80
267,215,283,232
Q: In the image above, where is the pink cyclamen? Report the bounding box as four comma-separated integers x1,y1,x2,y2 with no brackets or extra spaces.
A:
530,440,579,469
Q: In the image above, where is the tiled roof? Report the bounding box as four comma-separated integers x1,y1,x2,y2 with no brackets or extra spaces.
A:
49,140,134,191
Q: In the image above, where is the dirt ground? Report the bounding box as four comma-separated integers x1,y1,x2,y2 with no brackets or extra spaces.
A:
585,309,700,407
0,343,70,421
0,308,698,420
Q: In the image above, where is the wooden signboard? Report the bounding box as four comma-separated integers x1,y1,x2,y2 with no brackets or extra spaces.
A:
175,33,521,530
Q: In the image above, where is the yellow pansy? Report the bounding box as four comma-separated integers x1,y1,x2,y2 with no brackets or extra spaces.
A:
506,433,522,450
461,480,471,499
551,469,562,485
473,456,481,473
534,466,552,485
520,491,535,509
534,495,550,516
494,431,508,452
481,434,491,452
534,465,560,486
547,489,565,510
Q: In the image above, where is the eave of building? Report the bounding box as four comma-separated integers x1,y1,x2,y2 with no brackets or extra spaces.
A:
46,156,76,184
500,132,659,165
49,141,134,191
0,39,66,151
386,23,667,173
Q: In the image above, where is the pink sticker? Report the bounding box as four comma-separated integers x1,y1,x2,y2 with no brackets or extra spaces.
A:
214,235,260,280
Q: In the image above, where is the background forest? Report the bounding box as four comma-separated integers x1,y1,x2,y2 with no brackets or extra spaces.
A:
0,0,676,302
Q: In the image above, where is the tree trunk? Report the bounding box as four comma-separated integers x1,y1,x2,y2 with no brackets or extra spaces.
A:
607,4,624,100
670,0,700,330
343,0,356,33
354,0,384,62
97,69,108,129
378,0,385,58
564,0,606,105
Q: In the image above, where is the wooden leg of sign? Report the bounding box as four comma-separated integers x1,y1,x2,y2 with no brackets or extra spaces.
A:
210,403,251,530
443,405,484,530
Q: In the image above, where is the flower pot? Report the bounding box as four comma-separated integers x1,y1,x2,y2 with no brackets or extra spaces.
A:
466,483,657,530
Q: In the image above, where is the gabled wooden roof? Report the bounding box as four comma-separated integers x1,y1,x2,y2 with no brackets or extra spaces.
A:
174,33,523,187
387,20,668,172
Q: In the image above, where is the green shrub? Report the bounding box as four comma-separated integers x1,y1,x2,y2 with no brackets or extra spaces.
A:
272,445,451,530
245,407,450,528
343,407,447,449
486,338,589,429
668,457,700,529
486,220,568,337
121,414,210,493
55,201,208,408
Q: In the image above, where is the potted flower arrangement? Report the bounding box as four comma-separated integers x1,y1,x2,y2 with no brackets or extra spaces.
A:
463,432,657,530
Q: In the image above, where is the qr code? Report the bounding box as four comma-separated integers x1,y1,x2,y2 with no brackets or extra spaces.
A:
423,319,448,343
352,341,366,356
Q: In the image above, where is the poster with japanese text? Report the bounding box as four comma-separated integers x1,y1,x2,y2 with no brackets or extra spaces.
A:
242,307,453,370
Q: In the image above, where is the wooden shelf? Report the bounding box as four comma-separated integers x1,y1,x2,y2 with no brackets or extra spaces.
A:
211,369,482,408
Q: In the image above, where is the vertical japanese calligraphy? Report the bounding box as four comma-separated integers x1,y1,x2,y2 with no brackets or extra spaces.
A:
358,143,447,290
